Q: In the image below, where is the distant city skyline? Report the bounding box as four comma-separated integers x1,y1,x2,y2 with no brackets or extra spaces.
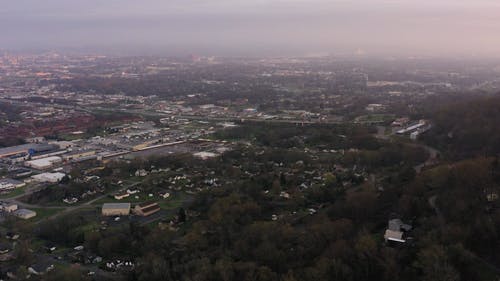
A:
2,0,500,57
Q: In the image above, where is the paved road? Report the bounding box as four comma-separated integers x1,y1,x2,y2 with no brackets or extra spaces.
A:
414,144,440,174
373,125,440,174
38,181,143,222
3,180,141,223
375,125,390,140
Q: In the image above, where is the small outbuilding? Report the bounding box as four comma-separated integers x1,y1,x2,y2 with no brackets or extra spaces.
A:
28,261,55,276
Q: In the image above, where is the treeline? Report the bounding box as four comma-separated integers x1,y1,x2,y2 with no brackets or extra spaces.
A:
0,102,25,147
214,123,379,150
421,94,500,159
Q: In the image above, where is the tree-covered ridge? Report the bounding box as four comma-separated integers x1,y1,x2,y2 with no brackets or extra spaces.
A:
423,96,500,159
213,123,379,150
130,157,500,281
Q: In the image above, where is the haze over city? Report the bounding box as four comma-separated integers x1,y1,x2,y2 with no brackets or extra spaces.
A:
2,0,500,56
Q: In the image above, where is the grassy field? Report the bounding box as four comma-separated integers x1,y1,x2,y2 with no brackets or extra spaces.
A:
354,114,395,124
29,207,65,222
157,193,190,210
0,186,26,199
92,192,156,205
92,191,191,211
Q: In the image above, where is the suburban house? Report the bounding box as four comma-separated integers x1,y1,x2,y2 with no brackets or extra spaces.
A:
0,243,12,255
28,261,55,276
127,189,140,195
159,191,170,199
384,218,412,243
384,229,406,243
134,201,160,217
5,232,20,240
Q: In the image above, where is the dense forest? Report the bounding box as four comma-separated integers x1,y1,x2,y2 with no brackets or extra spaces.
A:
421,95,500,159
213,122,379,150
0,102,25,147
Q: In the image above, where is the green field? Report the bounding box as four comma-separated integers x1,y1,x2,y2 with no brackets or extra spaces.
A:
93,191,191,211
92,192,154,205
29,207,65,222
0,186,26,199
354,114,395,124
157,193,190,210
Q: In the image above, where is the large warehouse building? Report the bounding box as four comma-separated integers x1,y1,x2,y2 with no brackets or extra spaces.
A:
0,143,58,159
102,203,131,216
31,172,66,183
13,209,37,219
25,156,62,170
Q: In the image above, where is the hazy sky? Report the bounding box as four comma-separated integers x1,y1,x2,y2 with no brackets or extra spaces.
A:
1,0,500,56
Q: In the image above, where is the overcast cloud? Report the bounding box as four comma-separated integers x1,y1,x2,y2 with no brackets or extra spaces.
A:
1,0,500,56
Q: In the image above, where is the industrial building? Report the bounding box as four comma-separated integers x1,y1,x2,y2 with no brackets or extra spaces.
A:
62,150,96,161
133,201,160,217
31,172,66,183
49,141,74,149
0,144,33,158
0,178,26,191
0,202,18,212
8,168,33,179
102,203,131,216
0,143,55,159
25,156,62,170
13,209,37,219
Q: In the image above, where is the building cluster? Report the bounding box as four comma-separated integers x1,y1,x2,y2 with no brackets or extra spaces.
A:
0,202,37,220
0,120,231,189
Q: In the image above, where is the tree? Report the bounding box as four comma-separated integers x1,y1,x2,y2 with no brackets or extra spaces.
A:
178,207,186,223
15,240,33,265
42,266,91,281
414,245,460,281
136,253,172,281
